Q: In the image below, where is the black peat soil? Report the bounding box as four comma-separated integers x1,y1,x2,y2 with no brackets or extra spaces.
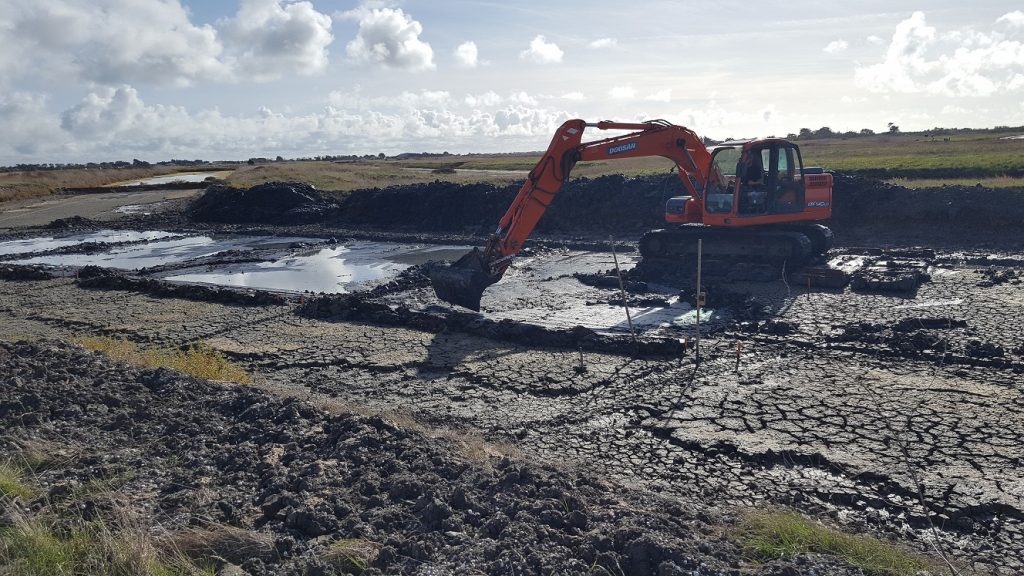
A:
0,340,862,576
182,174,1024,248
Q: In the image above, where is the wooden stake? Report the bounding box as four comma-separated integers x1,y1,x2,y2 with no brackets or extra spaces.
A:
695,238,703,365
610,237,638,349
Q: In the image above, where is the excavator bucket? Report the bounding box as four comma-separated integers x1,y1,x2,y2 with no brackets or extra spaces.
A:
429,248,498,311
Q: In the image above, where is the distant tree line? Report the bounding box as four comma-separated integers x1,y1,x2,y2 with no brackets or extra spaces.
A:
0,158,213,173
785,123,1024,140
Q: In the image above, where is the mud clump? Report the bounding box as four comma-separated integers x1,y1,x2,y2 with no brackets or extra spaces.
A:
0,263,56,281
187,182,341,225
298,293,682,356
976,267,1021,287
45,215,96,229
1,339,833,575
76,265,286,306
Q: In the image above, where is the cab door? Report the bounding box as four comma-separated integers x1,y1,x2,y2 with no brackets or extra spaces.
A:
769,144,805,214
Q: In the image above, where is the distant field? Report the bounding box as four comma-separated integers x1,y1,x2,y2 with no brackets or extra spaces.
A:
0,166,229,203
797,132,1024,176
225,156,684,193
3,130,1022,204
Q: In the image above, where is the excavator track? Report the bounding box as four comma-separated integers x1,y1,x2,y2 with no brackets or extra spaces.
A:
639,225,820,266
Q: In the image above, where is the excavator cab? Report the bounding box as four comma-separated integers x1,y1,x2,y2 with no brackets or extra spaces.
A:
694,140,813,224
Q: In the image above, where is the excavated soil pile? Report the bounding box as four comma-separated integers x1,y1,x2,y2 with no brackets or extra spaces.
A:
335,174,677,234
187,182,341,225
0,340,857,575
830,174,1024,242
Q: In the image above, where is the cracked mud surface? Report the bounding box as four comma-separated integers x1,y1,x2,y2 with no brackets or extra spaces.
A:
2,240,1023,573
3,176,1024,573
8,340,841,575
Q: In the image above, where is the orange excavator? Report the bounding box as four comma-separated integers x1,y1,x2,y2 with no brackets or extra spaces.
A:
430,119,833,310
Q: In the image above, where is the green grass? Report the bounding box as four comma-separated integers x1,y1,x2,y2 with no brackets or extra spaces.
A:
0,517,212,576
0,462,35,501
885,175,1024,189
74,337,251,384
740,511,936,575
798,132,1024,176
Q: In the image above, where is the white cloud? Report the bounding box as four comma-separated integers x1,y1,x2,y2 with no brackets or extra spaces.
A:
854,11,1024,97
588,38,617,49
0,84,582,163
823,39,848,54
997,11,1024,28
464,91,502,107
346,8,435,71
608,86,637,99
645,89,672,102
560,92,585,101
507,91,538,105
520,35,563,64
454,41,479,67
220,0,334,79
0,0,337,87
867,35,885,45
0,92,65,156
0,0,229,86
669,97,784,136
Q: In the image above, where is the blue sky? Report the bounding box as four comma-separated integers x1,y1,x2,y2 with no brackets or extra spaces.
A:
1,0,1022,164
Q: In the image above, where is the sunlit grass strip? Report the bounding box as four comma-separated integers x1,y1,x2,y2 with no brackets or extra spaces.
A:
885,176,1024,189
740,511,935,576
75,337,251,384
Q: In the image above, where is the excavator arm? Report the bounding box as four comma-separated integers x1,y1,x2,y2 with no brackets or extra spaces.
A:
430,119,714,310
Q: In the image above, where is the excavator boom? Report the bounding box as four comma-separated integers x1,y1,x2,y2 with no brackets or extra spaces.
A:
429,119,714,310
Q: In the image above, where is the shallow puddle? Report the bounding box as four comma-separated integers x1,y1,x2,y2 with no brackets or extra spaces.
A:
0,230,180,257
166,243,472,293
10,235,313,270
116,171,230,186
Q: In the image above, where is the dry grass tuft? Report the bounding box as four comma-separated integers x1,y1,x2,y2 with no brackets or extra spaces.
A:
165,525,276,566
324,538,381,574
74,337,251,384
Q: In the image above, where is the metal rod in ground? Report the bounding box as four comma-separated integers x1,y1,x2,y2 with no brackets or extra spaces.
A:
609,237,638,348
695,238,703,364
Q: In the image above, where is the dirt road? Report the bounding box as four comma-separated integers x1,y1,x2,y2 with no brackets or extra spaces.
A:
0,187,201,230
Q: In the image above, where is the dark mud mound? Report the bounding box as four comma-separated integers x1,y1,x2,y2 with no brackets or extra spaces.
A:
0,340,850,575
336,174,679,234
187,182,341,225
297,293,683,356
0,263,56,281
45,215,96,229
76,265,287,306
831,174,1024,242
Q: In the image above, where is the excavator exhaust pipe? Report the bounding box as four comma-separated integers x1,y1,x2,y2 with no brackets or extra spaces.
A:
429,248,498,311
